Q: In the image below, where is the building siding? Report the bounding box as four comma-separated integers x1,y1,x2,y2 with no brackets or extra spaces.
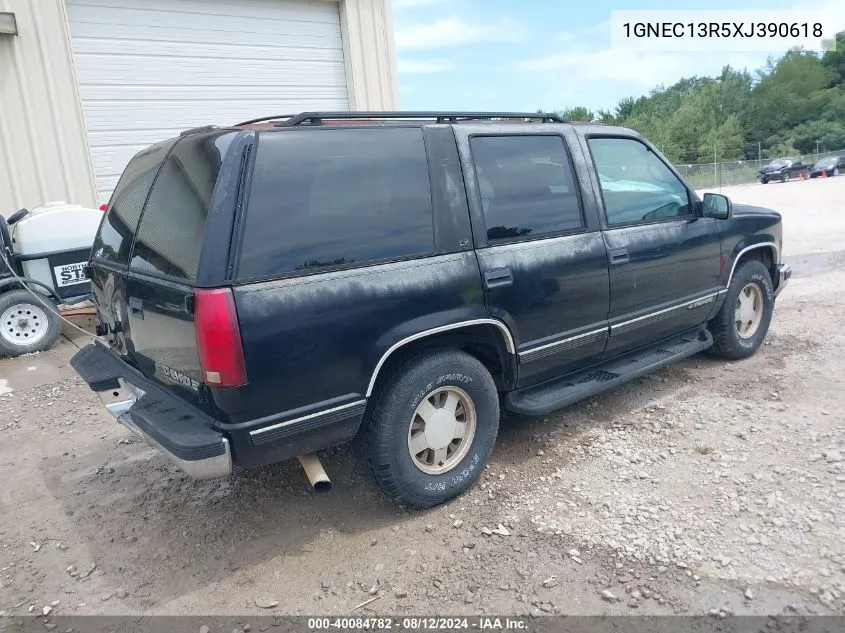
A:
0,0,97,211
339,0,399,110
0,0,398,213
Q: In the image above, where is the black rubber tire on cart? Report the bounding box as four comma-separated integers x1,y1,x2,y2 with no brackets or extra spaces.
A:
0,289,61,357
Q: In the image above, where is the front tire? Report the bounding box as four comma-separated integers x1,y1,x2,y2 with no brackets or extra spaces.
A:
781,172,789,183
708,260,774,360
361,349,499,508
0,289,61,357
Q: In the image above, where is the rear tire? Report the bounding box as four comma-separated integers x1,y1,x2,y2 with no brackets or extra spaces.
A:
0,289,61,357
708,260,774,360
761,178,769,184
360,349,499,508
781,172,789,183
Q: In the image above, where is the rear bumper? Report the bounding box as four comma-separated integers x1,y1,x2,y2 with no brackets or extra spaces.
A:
71,342,232,479
774,263,792,298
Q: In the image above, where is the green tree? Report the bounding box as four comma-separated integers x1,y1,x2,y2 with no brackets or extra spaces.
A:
698,115,745,162
792,120,845,154
821,31,845,84
557,106,595,121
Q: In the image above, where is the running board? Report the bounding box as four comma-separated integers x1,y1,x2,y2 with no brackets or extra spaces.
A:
505,328,713,416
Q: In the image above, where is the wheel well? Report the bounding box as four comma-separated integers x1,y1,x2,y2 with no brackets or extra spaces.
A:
368,324,515,396
733,245,776,282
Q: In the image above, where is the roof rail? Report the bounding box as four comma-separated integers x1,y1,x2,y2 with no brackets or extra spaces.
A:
235,114,294,126
277,111,565,126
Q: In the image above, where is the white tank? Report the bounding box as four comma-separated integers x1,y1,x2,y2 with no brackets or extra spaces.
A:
11,201,102,255
10,201,102,298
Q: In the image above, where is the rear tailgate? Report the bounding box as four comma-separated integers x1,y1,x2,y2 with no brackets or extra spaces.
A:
90,130,241,405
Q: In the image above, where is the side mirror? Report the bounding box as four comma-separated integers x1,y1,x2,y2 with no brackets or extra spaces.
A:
702,193,732,220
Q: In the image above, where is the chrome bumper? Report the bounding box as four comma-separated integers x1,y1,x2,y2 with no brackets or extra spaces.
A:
96,379,232,479
774,263,792,298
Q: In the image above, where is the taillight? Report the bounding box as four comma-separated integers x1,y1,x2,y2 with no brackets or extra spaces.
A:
194,288,247,387
99,204,108,211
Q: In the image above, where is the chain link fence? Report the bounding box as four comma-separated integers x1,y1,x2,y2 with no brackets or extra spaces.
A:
677,149,845,189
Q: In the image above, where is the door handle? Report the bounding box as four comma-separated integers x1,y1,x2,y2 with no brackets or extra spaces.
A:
609,247,630,266
484,267,513,289
128,297,144,320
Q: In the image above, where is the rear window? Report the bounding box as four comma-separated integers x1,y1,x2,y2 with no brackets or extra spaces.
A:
129,132,235,281
91,139,174,265
237,127,434,281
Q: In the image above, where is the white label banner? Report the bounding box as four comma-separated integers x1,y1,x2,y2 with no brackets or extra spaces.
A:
53,262,88,288
611,10,839,52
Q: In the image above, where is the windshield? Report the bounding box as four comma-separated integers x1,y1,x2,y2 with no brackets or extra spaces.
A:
766,160,786,168
815,158,836,168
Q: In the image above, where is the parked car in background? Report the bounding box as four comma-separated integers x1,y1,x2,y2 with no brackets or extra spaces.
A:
759,158,810,183
71,111,790,508
809,156,845,178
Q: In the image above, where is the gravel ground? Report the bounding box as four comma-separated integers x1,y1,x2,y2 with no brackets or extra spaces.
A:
0,176,843,621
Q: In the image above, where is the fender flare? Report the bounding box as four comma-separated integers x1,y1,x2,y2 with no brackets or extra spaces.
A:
365,318,516,397
726,242,779,288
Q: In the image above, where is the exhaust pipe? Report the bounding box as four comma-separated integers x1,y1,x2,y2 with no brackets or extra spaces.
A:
297,454,331,493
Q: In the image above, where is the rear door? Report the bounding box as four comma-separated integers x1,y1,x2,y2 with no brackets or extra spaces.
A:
122,131,237,402
454,126,610,387
89,138,176,359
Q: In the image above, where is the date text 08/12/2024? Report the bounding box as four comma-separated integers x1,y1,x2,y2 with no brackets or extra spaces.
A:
307,617,527,630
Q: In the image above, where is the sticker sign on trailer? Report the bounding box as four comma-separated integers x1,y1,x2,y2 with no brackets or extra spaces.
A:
53,262,88,288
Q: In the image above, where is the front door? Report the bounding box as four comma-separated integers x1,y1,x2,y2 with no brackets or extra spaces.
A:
584,135,722,357
456,130,610,387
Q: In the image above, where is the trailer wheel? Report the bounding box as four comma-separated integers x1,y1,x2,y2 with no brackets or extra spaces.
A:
0,289,61,357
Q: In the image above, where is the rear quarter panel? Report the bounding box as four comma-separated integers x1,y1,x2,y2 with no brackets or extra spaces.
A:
224,252,487,423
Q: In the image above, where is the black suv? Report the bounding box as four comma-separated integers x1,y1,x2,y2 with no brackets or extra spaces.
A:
72,112,791,507
759,158,809,183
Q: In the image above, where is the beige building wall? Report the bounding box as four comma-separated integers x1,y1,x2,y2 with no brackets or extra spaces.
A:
340,0,400,110
0,0,399,213
0,0,97,212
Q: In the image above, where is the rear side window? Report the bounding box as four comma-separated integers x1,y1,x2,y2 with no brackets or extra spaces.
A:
470,135,584,242
92,139,174,264
129,132,235,281
237,127,434,280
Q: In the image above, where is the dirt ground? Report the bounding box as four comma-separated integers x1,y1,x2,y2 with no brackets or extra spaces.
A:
1,177,844,621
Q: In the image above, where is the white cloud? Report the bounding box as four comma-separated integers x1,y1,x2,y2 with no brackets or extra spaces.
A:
557,20,610,44
398,58,455,74
395,17,523,50
510,47,772,90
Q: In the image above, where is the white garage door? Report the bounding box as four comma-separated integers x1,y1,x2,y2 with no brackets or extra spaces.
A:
67,0,349,203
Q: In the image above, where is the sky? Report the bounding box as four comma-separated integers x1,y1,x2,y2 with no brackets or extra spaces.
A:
393,0,845,114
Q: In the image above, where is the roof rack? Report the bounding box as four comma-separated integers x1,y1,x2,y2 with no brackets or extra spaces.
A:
235,114,295,126
273,111,565,127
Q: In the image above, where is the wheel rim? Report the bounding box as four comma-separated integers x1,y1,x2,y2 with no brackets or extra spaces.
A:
734,283,764,339
1,303,50,346
408,386,477,475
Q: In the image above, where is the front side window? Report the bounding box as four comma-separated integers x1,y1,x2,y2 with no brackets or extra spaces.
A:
470,135,584,242
588,137,691,226
237,127,434,280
